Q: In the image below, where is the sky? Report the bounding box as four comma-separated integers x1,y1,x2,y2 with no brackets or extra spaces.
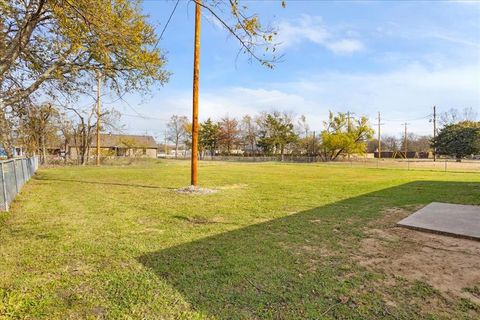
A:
106,0,480,140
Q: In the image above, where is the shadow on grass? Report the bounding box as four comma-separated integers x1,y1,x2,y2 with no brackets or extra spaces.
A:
138,181,480,319
35,177,174,190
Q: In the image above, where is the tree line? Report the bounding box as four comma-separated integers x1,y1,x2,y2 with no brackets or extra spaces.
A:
167,111,374,161
167,108,479,161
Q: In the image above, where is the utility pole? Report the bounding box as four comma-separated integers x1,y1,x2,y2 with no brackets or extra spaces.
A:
191,0,201,187
433,105,437,162
96,71,102,166
377,112,382,159
403,122,408,159
164,129,168,158
347,111,351,160
347,111,351,132
312,130,316,157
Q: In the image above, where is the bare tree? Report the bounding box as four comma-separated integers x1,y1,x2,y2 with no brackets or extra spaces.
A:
404,133,431,153
66,104,120,165
382,135,401,152
240,115,258,155
167,115,188,158
439,107,478,126
297,114,310,138
18,103,59,164
55,113,74,163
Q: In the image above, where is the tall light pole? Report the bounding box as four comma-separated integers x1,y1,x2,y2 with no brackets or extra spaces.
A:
191,0,201,187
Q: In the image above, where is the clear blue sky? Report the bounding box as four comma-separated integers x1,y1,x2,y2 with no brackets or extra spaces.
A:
108,0,480,139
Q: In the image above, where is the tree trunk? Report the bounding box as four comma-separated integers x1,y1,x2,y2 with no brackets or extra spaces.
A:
64,141,68,164
41,134,47,164
175,138,178,159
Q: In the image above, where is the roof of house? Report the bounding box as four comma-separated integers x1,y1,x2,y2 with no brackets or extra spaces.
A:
91,134,158,148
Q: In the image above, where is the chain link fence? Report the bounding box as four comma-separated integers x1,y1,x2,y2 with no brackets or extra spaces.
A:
0,157,39,211
197,155,480,173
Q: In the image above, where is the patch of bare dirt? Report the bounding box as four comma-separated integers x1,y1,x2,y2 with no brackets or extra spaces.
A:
175,186,218,195
357,206,480,305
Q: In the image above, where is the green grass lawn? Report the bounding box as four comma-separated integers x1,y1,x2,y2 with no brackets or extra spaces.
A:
1,160,479,319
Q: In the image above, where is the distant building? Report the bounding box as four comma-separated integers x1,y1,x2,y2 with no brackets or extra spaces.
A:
69,133,158,159
0,146,24,158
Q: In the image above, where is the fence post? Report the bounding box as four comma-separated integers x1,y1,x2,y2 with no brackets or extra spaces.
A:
1,162,8,212
12,159,19,193
444,159,447,172
21,159,26,182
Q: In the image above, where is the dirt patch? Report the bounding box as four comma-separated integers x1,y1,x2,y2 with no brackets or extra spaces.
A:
175,186,218,195
173,214,230,225
357,206,480,305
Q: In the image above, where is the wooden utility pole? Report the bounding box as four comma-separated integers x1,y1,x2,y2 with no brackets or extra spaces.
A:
433,105,437,162
347,111,351,132
191,0,201,187
347,111,351,160
403,122,408,159
164,129,168,158
377,112,381,159
96,71,102,166
312,131,316,157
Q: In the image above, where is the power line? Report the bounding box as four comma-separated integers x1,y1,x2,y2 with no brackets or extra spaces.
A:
119,112,168,121
383,114,432,122
154,0,181,49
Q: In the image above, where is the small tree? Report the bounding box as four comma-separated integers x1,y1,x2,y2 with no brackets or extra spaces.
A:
240,115,259,156
257,111,298,158
218,116,240,155
319,111,373,161
199,118,220,159
431,121,480,161
167,115,188,158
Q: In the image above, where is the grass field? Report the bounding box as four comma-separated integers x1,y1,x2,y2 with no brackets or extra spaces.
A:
1,160,479,319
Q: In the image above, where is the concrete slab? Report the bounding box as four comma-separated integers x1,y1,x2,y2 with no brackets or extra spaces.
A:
397,202,480,240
